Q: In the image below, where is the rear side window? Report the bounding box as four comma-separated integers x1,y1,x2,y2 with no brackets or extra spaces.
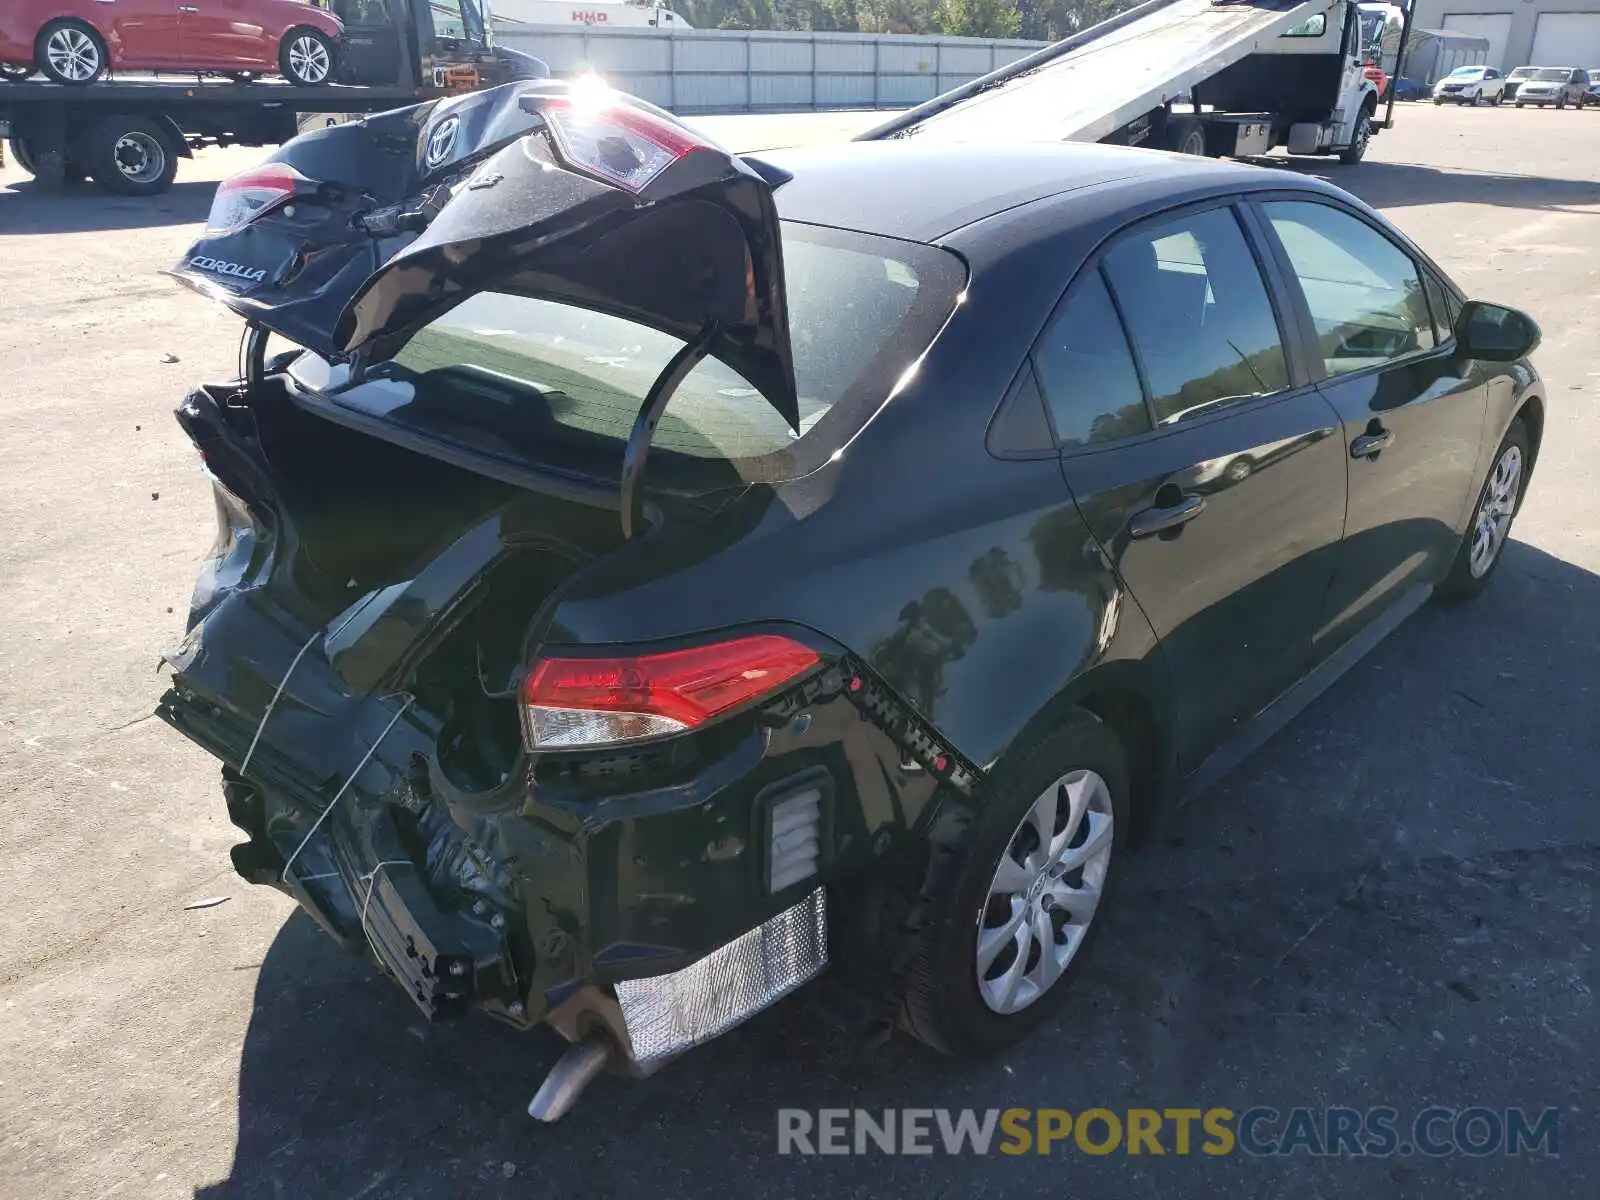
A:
311,222,965,489
1262,200,1436,375
1031,272,1150,446
1101,206,1291,425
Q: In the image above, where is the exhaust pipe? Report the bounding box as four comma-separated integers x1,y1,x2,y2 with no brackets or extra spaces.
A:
527,1037,615,1122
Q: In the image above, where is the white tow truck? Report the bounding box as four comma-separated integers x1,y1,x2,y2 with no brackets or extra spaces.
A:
862,0,1417,166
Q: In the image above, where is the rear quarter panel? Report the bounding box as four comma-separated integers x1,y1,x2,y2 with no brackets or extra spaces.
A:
275,0,344,39
535,193,1189,778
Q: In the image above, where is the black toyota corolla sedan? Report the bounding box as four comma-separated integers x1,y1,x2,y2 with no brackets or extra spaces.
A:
159,80,1543,1118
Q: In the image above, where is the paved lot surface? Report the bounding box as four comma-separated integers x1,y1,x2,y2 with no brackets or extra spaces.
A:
1,104,1597,1199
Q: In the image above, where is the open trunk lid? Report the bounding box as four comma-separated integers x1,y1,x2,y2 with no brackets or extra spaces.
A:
169,80,799,430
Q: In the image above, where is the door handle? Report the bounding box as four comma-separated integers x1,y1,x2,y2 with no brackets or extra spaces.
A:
1129,492,1206,539
1349,424,1395,459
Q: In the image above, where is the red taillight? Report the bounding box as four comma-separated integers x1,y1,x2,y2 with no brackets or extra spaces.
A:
206,164,311,234
522,635,820,749
537,90,705,194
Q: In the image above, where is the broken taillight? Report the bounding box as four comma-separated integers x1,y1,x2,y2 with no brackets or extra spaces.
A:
521,635,819,750
535,91,706,194
206,164,313,234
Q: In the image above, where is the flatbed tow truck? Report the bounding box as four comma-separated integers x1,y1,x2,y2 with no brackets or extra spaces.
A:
0,0,546,195
862,0,1416,164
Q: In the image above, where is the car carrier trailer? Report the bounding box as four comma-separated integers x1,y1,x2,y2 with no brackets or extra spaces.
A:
0,0,546,196
861,0,1416,165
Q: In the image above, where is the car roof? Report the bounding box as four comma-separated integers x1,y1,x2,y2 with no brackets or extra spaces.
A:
759,141,1292,242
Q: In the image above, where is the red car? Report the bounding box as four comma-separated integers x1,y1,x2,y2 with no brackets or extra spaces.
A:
0,0,343,86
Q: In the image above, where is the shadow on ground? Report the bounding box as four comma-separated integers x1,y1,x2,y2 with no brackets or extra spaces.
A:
1262,157,1600,212
197,541,1598,1199
0,178,216,232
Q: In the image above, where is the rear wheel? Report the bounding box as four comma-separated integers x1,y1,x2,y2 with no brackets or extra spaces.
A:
279,27,335,86
84,115,179,196
1555,97,1566,109
8,137,36,176
1437,421,1531,602
1515,100,1525,108
36,19,107,85
1433,96,1445,105
1162,114,1207,156
901,711,1130,1055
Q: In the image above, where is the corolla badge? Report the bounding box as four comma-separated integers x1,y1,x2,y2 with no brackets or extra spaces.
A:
425,116,460,169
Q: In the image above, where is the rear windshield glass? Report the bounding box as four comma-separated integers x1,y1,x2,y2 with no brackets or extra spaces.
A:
290,221,965,492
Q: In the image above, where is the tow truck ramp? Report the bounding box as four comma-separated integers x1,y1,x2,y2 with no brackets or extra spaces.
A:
862,0,1351,146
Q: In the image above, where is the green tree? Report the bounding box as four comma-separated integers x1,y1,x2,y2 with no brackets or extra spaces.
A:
940,0,1021,37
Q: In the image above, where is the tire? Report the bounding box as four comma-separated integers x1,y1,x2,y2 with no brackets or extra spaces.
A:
8,136,36,176
1433,96,1444,105
1515,101,1524,108
35,19,107,85
1471,92,1482,106
84,115,179,197
1493,91,1503,106
900,710,1131,1056
1162,114,1208,156
1436,420,1532,603
279,27,335,86
1337,104,1375,164
1223,455,1254,484
1555,98,1565,109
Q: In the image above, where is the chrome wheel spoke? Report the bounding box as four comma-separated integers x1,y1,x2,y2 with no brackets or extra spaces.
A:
976,900,1027,973
1055,809,1113,874
988,853,1032,898
1031,908,1064,990
1047,878,1102,924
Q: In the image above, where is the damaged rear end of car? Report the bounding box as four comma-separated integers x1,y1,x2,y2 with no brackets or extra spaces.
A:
158,78,973,1118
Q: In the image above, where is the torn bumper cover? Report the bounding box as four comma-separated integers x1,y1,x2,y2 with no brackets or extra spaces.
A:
156,553,850,1076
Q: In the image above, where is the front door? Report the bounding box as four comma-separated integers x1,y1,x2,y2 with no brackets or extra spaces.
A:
175,0,269,68
1036,202,1348,766
331,0,405,86
1252,197,1489,655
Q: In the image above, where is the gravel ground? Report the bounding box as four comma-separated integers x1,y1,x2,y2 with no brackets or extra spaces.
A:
0,102,1596,1199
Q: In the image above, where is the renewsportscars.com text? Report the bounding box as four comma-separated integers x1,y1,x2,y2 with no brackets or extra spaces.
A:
776,1106,1561,1158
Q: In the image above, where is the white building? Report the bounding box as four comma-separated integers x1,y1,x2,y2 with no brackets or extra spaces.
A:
1411,0,1600,70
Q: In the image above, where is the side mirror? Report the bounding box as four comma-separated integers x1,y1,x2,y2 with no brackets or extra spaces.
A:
1455,300,1541,362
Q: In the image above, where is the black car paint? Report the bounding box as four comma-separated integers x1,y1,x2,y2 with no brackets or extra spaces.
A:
158,128,1544,1038
168,82,556,357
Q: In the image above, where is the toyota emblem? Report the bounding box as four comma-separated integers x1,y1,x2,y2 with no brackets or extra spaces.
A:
425,116,460,169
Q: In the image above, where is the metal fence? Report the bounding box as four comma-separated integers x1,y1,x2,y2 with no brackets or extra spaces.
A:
496,25,1049,113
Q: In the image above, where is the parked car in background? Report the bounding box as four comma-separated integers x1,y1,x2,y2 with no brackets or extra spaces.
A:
1503,65,1538,101
0,0,343,86
1587,68,1600,106
1432,65,1506,105
1513,67,1590,108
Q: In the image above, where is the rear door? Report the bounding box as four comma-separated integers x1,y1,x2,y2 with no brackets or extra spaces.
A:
105,0,185,66
1037,200,1348,765
176,0,269,68
1251,196,1488,655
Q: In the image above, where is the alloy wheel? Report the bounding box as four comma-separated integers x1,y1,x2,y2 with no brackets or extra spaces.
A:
1469,443,1522,578
975,769,1114,1015
113,132,166,186
46,28,101,82
289,36,331,84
